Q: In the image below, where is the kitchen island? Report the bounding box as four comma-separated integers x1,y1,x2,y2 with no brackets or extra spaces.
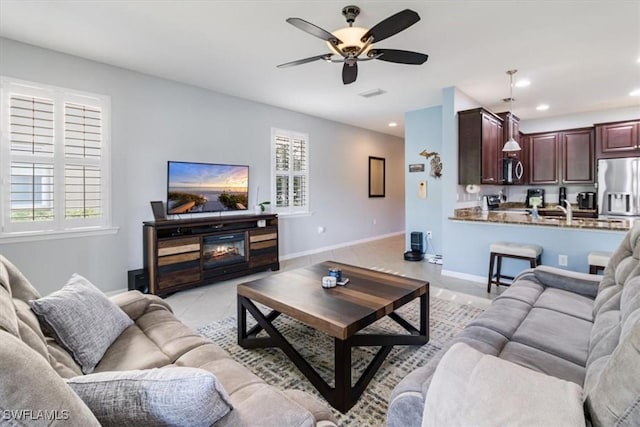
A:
441,207,630,283
451,208,633,232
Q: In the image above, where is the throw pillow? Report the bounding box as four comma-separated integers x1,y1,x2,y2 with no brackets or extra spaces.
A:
30,274,133,374
422,342,585,427
66,367,233,427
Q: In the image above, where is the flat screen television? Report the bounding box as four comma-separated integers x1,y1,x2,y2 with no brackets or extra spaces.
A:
167,161,249,214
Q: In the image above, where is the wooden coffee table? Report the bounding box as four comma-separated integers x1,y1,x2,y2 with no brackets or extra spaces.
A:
237,261,429,413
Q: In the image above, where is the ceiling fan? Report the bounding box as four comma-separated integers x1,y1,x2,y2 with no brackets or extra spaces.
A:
277,5,429,85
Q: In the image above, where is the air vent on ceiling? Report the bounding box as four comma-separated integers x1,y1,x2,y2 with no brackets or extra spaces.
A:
358,88,387,98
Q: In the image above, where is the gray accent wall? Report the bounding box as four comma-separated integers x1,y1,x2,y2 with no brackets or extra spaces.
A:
0,38,404,295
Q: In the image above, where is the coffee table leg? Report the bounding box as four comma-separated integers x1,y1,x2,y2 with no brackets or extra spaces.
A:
420,291,428,337
237,295,247,345
334,337,352,413
237,295,281,348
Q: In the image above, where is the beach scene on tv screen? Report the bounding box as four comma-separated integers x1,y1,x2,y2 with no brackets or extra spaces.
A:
167,162,249,214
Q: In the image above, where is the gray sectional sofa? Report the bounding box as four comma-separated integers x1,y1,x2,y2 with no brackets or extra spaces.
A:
0,255,337,426
388,222,640,426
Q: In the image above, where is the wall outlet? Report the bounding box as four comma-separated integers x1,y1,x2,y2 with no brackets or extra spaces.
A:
426,230,433,239
373,219,377,225
559,254,568,266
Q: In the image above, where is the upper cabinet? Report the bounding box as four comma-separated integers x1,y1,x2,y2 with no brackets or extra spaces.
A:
458,108,503,185
561,128,595,184
596,120,640,158
525,127,595,185
527,132,560,184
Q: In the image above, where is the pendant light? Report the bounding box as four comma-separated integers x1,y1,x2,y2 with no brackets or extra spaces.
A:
502,69,522,152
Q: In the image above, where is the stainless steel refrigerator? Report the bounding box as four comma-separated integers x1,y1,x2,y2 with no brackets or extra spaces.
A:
597,158,640,217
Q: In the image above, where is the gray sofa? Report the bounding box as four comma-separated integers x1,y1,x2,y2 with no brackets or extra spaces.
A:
0,255,337,426
388,222,640,426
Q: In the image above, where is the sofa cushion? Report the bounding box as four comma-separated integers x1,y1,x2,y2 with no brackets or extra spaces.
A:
534,287,594,322
0,255,41,338
0,330,100,426
95,305,214,372
67,367,232,427
214,383,315,427
584,276,640,427
94,323,171,372
466,298,531,338
30,274,133,374
584,310,640,426
594,223,640,317
422,343,584,427
500,341,586,385
511,307,592,366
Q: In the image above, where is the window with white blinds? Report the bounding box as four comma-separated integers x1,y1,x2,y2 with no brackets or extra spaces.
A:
271,128,309,214
1,77,111,236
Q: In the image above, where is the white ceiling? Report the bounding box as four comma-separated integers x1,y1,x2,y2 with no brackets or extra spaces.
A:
1,1,638,137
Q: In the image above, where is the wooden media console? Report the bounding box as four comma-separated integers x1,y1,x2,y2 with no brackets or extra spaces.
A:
143,214,279,296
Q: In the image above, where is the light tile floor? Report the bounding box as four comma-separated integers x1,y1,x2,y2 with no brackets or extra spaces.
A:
166,234,501,329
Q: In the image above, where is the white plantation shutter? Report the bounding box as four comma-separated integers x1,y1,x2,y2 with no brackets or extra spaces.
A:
1,77,111,236
271,129,309,213
8,94,56,226
64,102,103,220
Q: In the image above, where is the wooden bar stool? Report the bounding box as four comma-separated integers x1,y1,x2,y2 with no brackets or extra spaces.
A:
588,251,611,274
487,242,543,292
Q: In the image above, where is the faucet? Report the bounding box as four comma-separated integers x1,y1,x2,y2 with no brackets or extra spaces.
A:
556,199,573,222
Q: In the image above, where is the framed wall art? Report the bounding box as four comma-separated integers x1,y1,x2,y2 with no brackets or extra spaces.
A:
368,156,385,198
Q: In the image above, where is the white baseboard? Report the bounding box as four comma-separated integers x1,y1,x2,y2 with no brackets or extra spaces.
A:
440,269,486,284
280,231,404,261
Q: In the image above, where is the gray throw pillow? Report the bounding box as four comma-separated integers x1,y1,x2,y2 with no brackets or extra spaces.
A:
30,274,133,374
66,367,233,427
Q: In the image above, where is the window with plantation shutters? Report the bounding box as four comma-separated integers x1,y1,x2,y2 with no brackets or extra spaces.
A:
271,128,309,214
1,77,111,237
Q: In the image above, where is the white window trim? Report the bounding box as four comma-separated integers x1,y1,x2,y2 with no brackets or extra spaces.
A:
0,76,113,239
270,128,310,215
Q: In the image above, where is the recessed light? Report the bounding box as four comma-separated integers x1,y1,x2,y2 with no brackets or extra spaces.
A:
637,57,640,64
515,79,530,88
630,89,640,97
388,122,398,127
536,104,550,111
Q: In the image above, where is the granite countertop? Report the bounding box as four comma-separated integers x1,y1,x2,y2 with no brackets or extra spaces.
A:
451,207,633,232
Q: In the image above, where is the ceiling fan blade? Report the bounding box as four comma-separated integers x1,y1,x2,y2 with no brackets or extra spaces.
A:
371,49,428,65
277,54,332,68
286,17,342,44
342,62,358,85
361,9,420,43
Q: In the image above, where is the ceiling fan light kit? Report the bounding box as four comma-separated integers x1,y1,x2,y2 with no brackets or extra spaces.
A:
278,5,429,85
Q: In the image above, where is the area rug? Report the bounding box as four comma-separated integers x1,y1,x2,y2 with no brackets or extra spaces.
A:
197,294,485,426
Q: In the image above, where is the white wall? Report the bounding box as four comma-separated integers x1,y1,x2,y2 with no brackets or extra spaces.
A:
0,38,404,295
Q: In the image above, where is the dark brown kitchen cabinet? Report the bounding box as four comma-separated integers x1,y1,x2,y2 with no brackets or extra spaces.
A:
525,127,595,185
527,132,560,184
595,120,640,158
458,108,503,184
561,128,595,184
